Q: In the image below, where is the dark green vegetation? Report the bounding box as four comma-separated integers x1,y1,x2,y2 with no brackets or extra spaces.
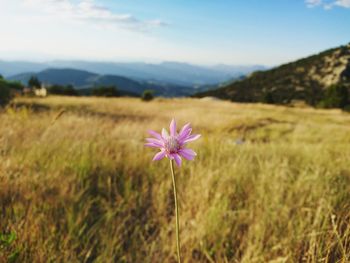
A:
319,84,349,109
28,76,41,88
196,44,350,109
0,78,23,106
0,80,11,106
91,86,120,97
47,84,79,96
141,89,154,101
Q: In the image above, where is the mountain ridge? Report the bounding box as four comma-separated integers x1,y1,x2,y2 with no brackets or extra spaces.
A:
0,60,265,86
195,43,350,105
8,68,201,97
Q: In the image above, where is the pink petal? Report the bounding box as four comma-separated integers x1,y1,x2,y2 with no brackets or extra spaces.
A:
179,148,197,160
153,150,166,161
183,134,201,144
170,118,177,136
146,138,164,147
173,154,182,167
162,128,169,139
148,130,163,140
178,123,192,141
145,143,162,148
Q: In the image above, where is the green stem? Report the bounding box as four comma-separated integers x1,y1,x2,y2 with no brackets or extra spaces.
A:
170,159,181,263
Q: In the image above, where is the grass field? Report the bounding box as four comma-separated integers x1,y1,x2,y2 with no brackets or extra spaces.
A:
0,96,349,263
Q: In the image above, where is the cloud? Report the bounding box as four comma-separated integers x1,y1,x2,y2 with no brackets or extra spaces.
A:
305,0,350,9
21,0,168,31
305,0,323,7
334,0,350,8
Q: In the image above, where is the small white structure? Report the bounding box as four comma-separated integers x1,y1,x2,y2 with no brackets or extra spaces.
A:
34,84,47,97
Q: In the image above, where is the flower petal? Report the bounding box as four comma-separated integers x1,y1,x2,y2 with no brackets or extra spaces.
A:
183,134,201,144
173,154,182,167
179,148,197,160
146,138,164,147
148,130,163,140
153,150,166,161
170,118,177,136
145,143,162,148
178,129,192,144
162,128,169,139
178,123,192,141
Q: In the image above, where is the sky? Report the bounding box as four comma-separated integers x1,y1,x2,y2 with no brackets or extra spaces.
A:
0,0,349,66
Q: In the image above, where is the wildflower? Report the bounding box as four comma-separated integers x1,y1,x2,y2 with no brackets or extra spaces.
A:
145,118,201,166
145,118,200,263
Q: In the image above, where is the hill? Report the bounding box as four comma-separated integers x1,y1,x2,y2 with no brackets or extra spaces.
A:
10,68,98,87
49,61,243,86
0,60,264,86
195,44,350,105
8,68,196,97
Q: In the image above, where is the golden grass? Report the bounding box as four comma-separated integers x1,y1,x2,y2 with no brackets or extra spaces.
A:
0,96,349,262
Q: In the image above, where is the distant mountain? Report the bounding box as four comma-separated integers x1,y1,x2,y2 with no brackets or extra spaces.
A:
0,60,264,86
209,64,266,75
8,68,197,97
46,61,265,86
195,44,350,105
9,69,97,87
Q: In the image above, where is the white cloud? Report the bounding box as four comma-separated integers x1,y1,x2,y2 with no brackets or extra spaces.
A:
306,0,323,7
305,0,350,9
21,0,167,31
334,0,350,8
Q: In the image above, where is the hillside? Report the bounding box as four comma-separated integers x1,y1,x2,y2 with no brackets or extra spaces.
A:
195,44,350,105
8,68,197,97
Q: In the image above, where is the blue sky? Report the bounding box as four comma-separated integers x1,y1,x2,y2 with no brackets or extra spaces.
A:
0,0,349,66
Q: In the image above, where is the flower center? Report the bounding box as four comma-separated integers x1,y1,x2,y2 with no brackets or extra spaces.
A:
165,136,180,153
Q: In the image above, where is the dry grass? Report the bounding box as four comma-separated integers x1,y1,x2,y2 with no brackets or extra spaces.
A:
0,96,349,262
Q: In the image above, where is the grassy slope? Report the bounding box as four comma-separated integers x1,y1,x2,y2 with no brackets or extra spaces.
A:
195,45,350,104
0,96,349,262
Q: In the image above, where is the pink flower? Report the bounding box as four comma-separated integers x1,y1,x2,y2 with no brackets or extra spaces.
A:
145,119,201,166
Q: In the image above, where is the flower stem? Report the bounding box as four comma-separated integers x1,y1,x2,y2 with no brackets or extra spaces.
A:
170,159,181,263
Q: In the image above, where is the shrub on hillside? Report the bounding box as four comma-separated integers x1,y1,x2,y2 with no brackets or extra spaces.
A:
92,86,119,97
262,91,275,104
0,80,12,106
142,90,154,101
48,85,79,96
319,84,349,109
28,76,41,88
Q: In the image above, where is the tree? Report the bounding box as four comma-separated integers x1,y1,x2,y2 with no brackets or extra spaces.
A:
64,85,79,96
28,76,41,88
0,74,3,80
48,85,79,96
142,90,154,101
262,91,274,104
320,84,349,109
91,86,119,97
0,79,12,106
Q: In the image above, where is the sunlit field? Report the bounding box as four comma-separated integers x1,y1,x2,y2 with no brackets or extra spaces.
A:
1,96,349,262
